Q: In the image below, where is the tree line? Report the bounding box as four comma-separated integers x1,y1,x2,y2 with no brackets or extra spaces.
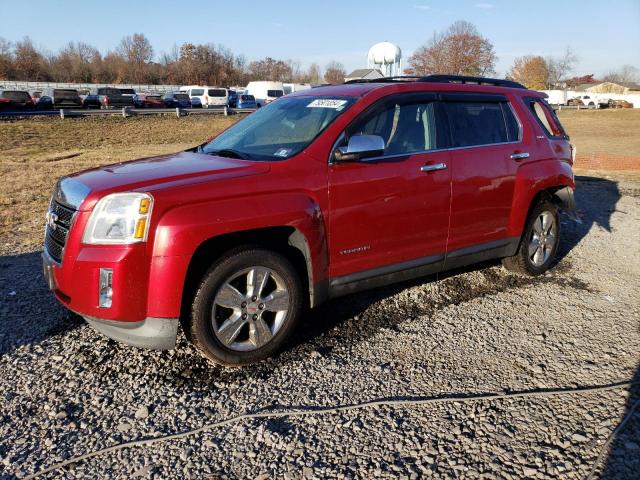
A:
0,34,347,86
1,24,637,89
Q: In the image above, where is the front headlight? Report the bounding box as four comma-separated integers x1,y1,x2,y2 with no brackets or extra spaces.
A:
82,193,153,245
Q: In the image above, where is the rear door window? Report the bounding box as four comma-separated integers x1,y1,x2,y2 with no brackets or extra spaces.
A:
444,101,509,147
267,90,284,98
208,89,226,97
191,89,205,96
527,98,566,138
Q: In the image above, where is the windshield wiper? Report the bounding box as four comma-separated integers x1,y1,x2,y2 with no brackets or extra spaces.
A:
206,148,251,160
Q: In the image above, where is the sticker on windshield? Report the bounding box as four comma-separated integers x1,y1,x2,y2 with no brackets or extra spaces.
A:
307,99,348,109
274,148,290,157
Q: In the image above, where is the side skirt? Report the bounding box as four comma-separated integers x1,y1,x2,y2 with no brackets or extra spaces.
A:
328,237,520,299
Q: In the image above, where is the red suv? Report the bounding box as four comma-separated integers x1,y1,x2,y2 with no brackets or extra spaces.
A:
43,75,576,366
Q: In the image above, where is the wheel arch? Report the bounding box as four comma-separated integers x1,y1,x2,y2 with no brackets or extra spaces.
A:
179,226,323,334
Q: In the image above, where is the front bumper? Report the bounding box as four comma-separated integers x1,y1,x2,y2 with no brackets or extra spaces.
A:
83,315,178,350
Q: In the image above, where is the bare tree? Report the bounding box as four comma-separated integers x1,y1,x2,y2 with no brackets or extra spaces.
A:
324,61,345,84
508,55,549,89
406,21,496,76
307,63,322,84
117,33,154,83
13,37,49,81
545,47,578,88
602,65,639,84
0,37,13,79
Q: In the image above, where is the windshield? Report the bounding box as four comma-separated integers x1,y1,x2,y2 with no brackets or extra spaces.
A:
201,95,356,161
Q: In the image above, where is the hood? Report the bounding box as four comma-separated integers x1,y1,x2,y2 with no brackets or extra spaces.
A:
66,151,270,210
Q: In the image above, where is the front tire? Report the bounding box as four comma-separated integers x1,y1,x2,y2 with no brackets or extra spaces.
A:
189,247,303,366
502,200,560,276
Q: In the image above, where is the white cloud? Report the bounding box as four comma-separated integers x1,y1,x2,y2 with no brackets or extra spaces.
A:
413,4,431,10
474,2,494,9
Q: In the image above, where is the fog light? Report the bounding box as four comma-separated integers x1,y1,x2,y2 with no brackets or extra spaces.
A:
99,268,113,308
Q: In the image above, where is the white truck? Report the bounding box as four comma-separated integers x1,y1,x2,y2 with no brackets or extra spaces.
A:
245,81,285,108
283,83,312,95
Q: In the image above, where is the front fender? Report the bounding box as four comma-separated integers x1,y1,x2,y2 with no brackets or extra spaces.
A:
146,192,328,317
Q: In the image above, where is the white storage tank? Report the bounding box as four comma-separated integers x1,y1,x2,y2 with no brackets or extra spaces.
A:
367,42,402,77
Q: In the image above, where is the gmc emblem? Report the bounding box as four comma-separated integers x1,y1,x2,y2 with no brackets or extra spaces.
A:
45,211,59,230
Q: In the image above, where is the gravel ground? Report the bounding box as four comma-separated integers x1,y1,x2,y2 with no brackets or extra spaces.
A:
1,175,639,479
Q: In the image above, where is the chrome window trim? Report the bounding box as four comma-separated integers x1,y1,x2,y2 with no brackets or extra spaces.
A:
328,96,525,165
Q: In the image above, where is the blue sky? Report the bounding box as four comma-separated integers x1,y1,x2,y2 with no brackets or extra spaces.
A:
3,0,639,77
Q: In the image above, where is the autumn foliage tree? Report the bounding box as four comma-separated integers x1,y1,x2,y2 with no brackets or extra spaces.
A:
508,55,549,89
405,21,496,76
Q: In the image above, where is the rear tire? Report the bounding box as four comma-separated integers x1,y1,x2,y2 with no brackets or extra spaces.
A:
502,200,560,276
189,247,303,366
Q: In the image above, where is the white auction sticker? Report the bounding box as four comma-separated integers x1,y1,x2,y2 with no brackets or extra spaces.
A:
307,99,348,109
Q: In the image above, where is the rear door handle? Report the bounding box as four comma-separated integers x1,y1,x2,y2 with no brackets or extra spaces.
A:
420,162,447,172
510,152,530,161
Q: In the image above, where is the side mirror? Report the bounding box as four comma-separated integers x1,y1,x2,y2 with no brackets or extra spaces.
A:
334,134,385,162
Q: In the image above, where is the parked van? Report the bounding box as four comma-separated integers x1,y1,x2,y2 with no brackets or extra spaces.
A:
180,86,228,108
283,83,312,95
245,81,284,107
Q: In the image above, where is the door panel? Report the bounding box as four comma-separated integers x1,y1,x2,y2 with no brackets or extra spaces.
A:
327,95,452,278
443,99,523,252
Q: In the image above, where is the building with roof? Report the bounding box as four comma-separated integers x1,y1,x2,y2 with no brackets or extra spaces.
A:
344,68,384,82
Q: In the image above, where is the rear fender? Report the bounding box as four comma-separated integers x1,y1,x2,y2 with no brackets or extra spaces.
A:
508,159,575,238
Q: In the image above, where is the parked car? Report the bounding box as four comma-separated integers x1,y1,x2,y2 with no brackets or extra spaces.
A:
0,90,35,111
236,94,257,109
227,90,238,107
163,92,191,108
43,75,576,366
180,86,228,108
41,88,83,109
79,90,101,109
246,81,284,107
35,95,54,110
92,87,135,109
133,93,164,109
609,99,633,109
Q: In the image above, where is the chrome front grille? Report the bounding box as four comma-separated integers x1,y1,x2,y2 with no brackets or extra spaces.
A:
44,201,76,263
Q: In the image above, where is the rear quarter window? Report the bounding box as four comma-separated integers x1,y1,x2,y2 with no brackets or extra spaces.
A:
527,98,566,138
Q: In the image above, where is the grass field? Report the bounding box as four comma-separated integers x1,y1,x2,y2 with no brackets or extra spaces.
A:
557,108,640,157
1,109,639,253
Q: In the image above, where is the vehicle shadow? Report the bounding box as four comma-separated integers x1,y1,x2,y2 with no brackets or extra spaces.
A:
556,175,621,261
598,365,640,478
0,251,82,356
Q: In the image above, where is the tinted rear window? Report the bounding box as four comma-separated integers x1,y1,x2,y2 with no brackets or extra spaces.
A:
240,95,255,101
267,90,284,98
208,89,226,97
98,88,120,96
2,91,30,102
53,89,79,99
445,102,509,147
175,93,190,100
190,89,205,96
119,88,136,95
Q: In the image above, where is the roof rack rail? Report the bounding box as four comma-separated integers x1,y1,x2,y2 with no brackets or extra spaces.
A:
419,75,526,89
343,76,424,84
343,74,526,89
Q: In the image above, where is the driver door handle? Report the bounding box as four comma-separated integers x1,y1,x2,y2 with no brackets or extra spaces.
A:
510,152,530,161
420,162,447,173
